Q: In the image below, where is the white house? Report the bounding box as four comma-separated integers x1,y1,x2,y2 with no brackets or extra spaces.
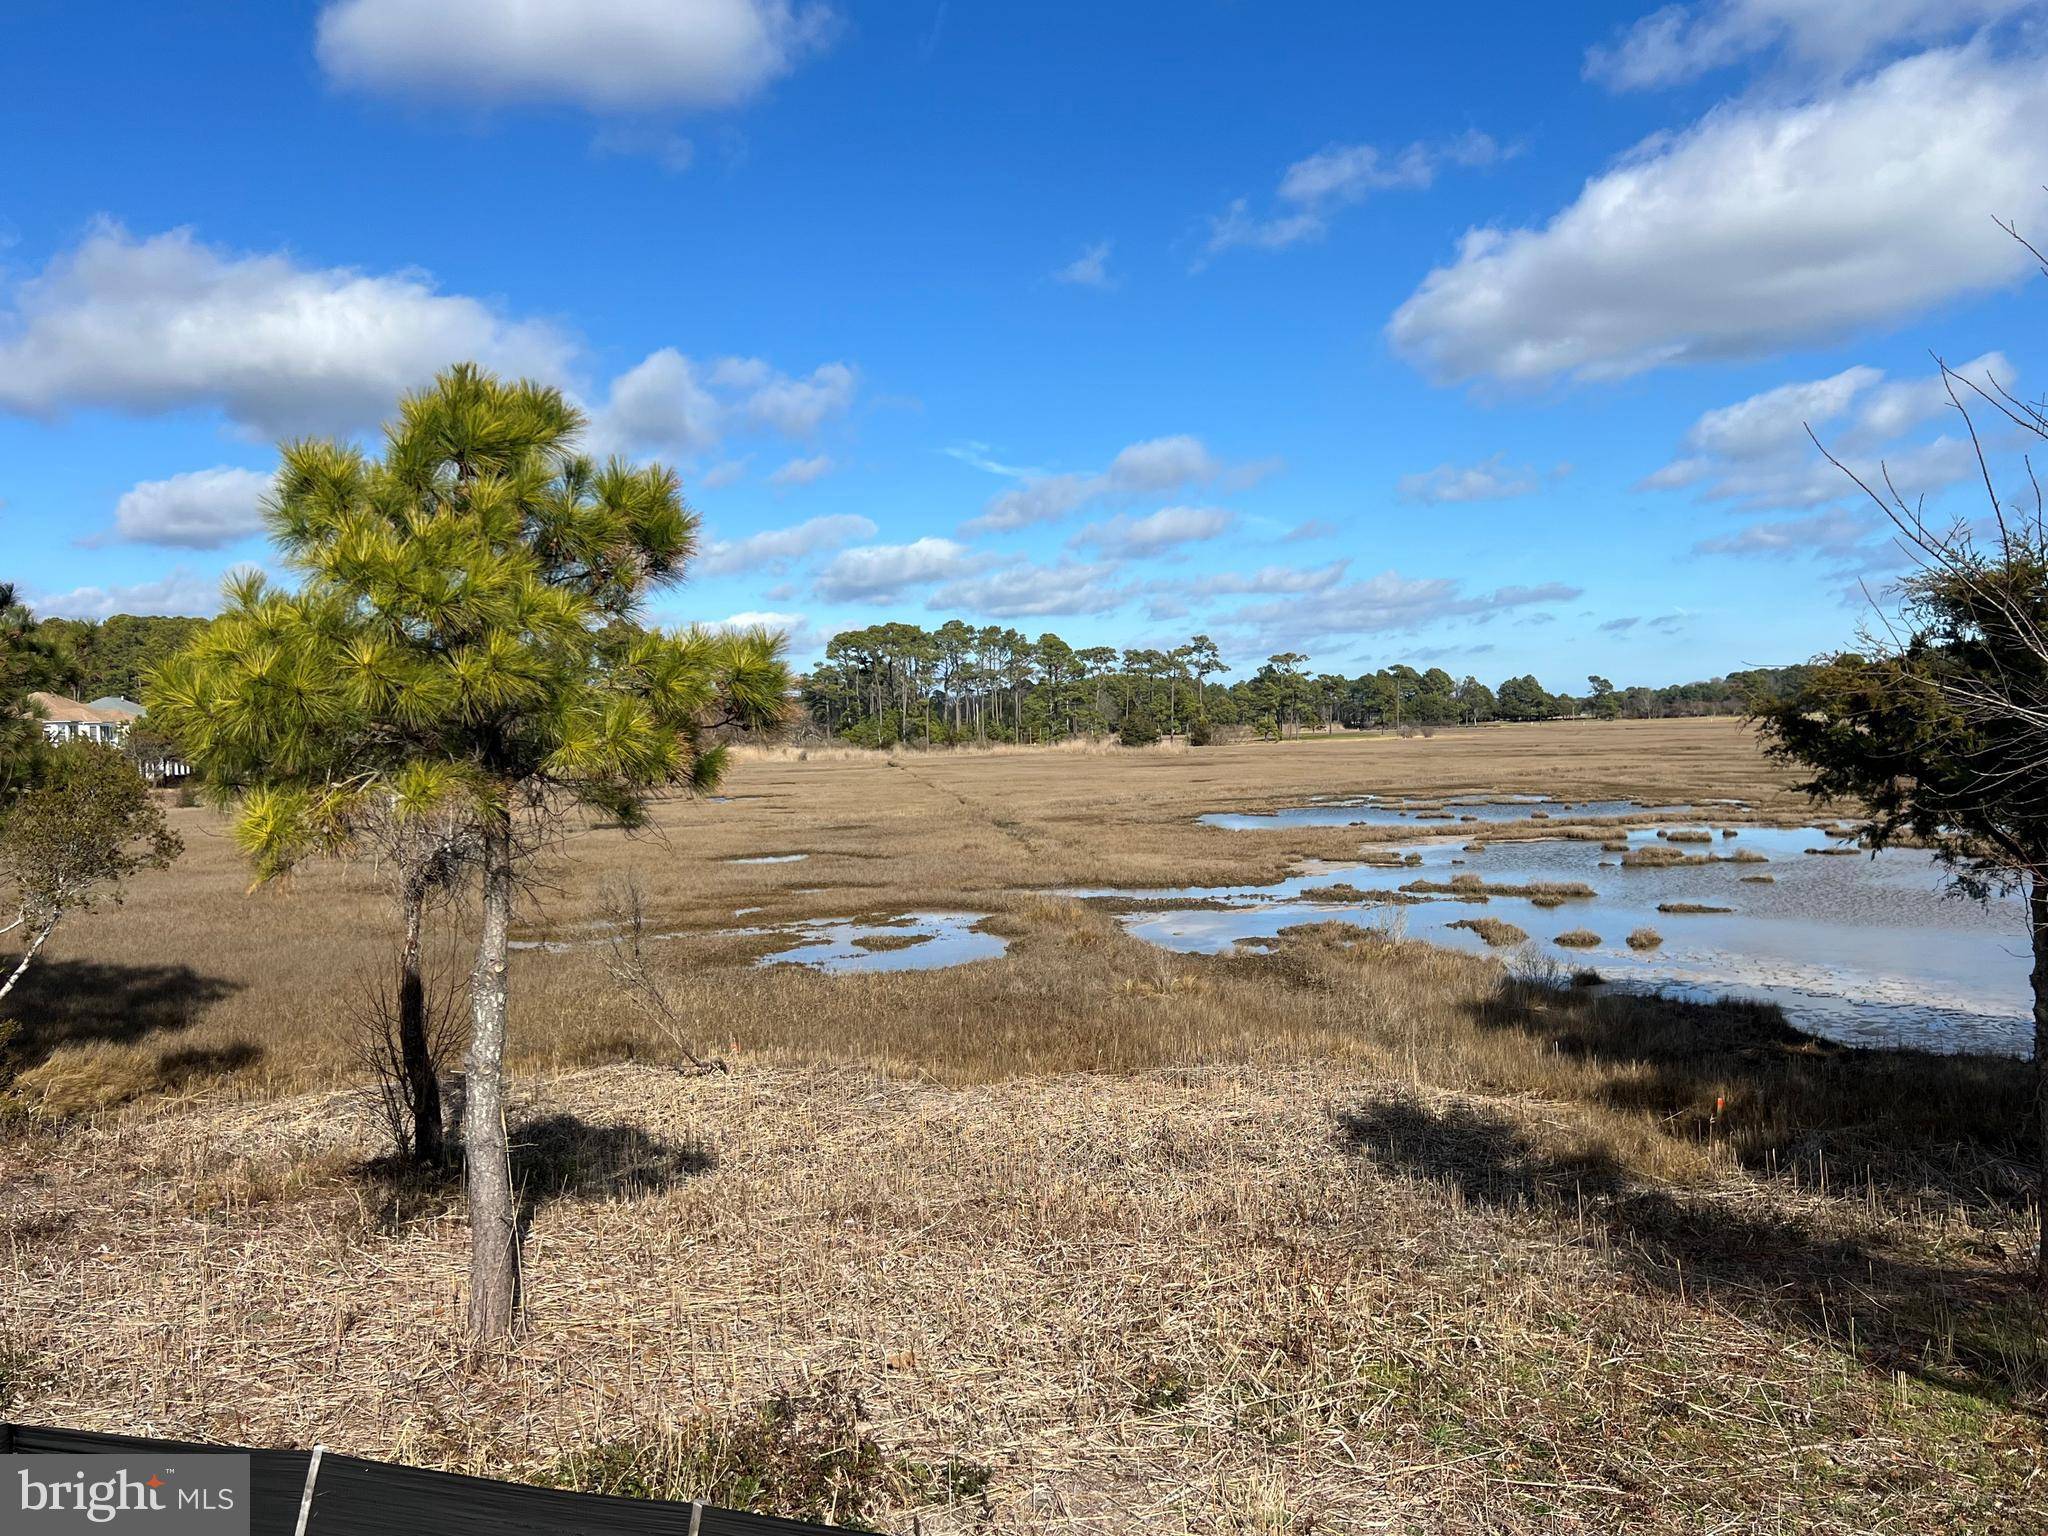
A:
28,692,187,782
29,691,130,746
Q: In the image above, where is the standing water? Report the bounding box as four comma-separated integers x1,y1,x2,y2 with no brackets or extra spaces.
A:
1085,821,2031,1055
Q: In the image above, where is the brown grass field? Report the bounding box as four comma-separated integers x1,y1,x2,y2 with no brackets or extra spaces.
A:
2,718,2043,1532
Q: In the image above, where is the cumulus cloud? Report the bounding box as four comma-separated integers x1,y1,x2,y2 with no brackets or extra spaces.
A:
28,569,227,621
1054,241,1115,288
1642,352,2008,510
1205,131,1502,257
1395,452,1545,504
964,434,1236,533
1585,0,2032,90
106,466,272,549
930,558,1132,618
1388,47,2048,386
1105,434,1221,494
317,0,837,111
971,474,1097,533
704,608,825,656
596,349,723,456
697,512,875,576
1283,518,1337,542
1070,505,1234,557
714,357,858,436
812,537,979,603
0,222,575,438
767,452,834,486
592,350,857,458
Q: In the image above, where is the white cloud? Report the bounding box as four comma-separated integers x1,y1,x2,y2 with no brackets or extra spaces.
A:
704,608,825,656
1229,574,1580,641
1105,434,1221,494
29,569,227,621
1206,131,1502,256
1585,0,2033,90
317,0,837,112
715,357,858,436
592,351,857,458
1388,47,2048,386
597,348,723,456
965,434,1232,533
812,537,978,603
700,458,750,489
970,473,1099,533
109,466,272,549
1395,452,1544,504
1692,507,1908,591
1071,505,1234,556
1189,561,1350,597
767,453,834,486
1642,352,2008,509
0,222,574,438
1055,241,1115,289
930,558,1132,618
697,512,875,576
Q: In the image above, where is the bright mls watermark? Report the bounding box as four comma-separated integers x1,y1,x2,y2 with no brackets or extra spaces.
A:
8,1456,249,1534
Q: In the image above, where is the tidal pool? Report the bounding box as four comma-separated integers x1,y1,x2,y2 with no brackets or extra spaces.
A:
514,909,1005,972
1082,823,2031,1055
1199,795,1697,830
754,911,1006,973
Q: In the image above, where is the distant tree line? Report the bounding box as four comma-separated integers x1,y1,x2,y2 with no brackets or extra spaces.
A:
799,620,1816,745
31,613,209,703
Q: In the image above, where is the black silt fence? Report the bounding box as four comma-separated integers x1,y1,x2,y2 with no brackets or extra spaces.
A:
2,1423,849,1535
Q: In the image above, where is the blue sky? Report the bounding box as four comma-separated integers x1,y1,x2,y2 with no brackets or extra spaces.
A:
4,1,2045,688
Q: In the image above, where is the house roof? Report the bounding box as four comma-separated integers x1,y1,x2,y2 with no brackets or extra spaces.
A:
88,696,146,717
27,691,130,724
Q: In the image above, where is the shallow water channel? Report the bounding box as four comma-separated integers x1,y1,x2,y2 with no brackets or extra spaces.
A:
1087,820,2032,1056
1199,794,1705,830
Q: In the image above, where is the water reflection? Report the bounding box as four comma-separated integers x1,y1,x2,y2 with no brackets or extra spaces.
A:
1082,823,2030,1055
754,911,1006,973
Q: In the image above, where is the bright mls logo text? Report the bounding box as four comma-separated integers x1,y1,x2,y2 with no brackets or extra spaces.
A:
9,1456,250,1534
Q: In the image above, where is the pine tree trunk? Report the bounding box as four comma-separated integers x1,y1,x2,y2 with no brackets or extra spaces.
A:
2032,876,2048,1293
398,889,444,1166
464,808,519,1338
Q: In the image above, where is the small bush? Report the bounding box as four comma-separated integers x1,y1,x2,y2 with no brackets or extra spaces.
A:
1626,927,1663,950
543,1377,922,1527
1118,712,1161,748
1658,902,1732,915
1554,929,1601,948
1187,716,1215,747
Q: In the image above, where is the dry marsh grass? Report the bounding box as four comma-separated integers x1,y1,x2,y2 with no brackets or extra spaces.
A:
3,719,2042,1531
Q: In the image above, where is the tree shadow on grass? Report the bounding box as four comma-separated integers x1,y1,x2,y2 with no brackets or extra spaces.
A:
1339,1093,2048,1411
3,957,243,1066
352,1112,716,1236
1458,975,2034,1213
